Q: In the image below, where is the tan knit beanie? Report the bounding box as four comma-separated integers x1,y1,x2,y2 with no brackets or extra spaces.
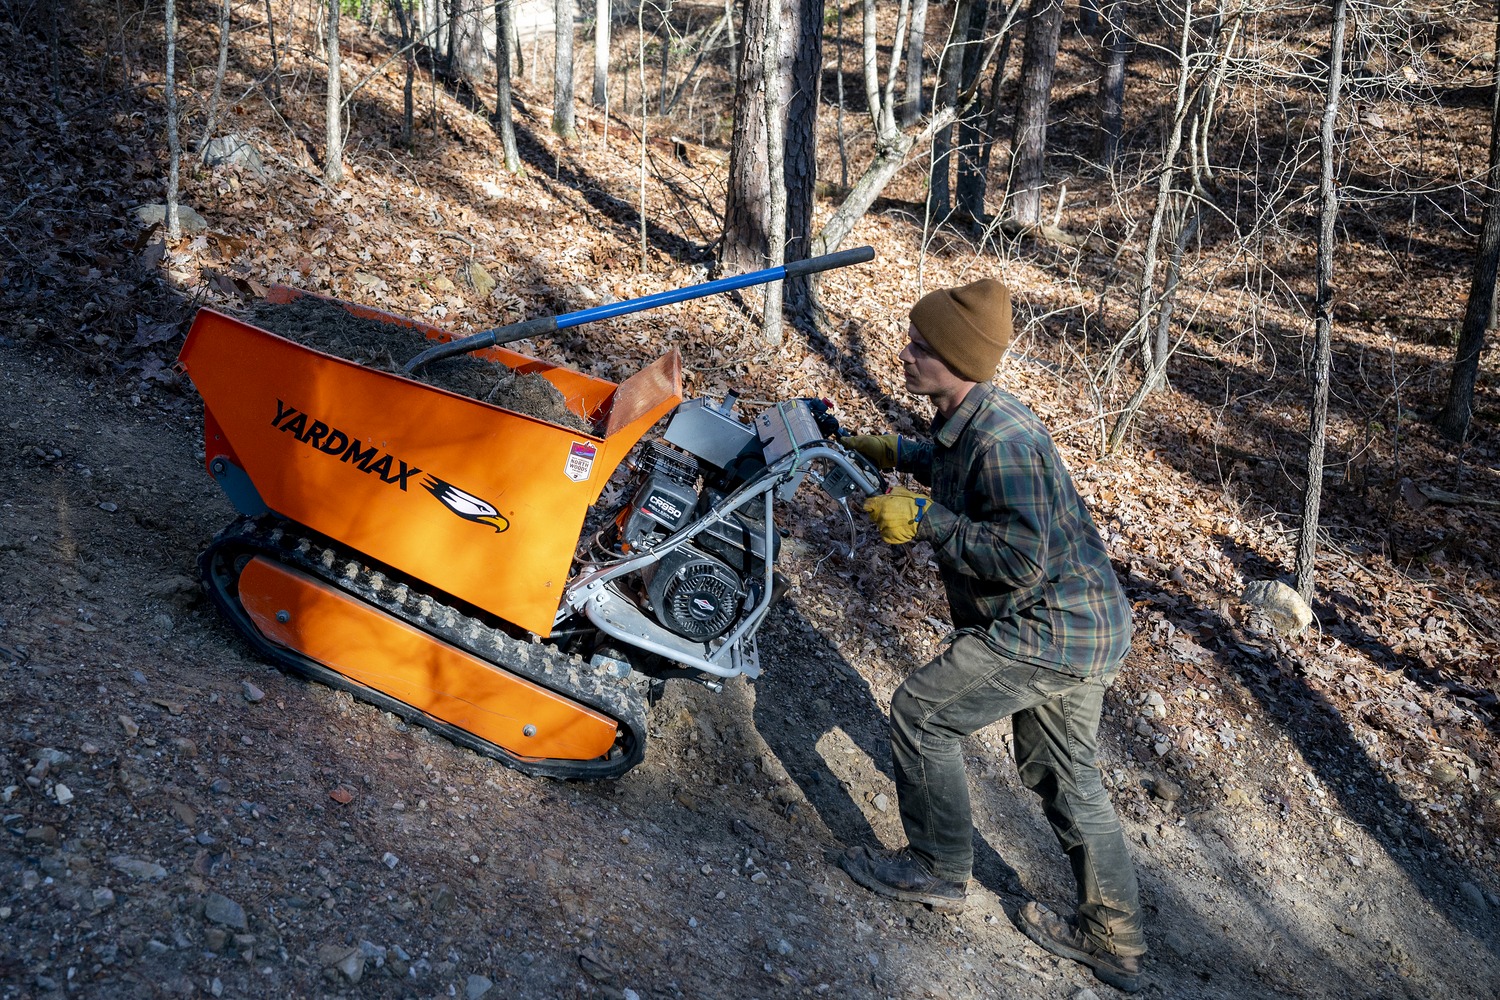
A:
909,278,1014,383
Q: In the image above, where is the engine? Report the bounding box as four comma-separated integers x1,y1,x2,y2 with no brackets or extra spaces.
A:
577,393,869,656
606,435,782,643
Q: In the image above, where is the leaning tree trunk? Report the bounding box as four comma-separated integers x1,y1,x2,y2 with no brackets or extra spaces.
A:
593,0,611,104
721,0,773,274
900,0,928,126
1294,0,1347,601
1438,1,1500,441
1009,0,1063,224
198,0,232,153
554,0,577,137
1097,0,1128,168
762,0,788,344
784,0,824,320
495,0,522,170
165,0,182,240
325,0,345,185
926,0,972,222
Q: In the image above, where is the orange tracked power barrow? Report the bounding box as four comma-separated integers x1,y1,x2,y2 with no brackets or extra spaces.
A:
181,249,882,779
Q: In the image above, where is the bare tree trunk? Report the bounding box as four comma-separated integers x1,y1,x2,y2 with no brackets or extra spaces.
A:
513,6,524,77
955,0,992,221
593,0,611,104
1079,0,1098,32
1104,0,1196,453
446,0,459,72
1097,0,1127,168
326,0,345,185
1295,0,1346,602
814,0,963,263
495,0,522,170
721,0,772,274
725,0,738,79
638,0,648,267
973,1,1022,194
763,0,787,344
554,0,577,137
660,3,671,115
165,0,182,240
392,0,415,147
197,0,232,153
784,0,823,319
926,0,972,222
836,0,849,187
1438,1,1500,441
266,0,282,102
1009,0,1063,224
900,0,928,127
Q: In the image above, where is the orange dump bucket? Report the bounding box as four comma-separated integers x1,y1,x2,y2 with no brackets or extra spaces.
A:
178,287,681,636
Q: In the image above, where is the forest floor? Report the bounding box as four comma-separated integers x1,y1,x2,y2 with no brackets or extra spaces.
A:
2,3,1500,1000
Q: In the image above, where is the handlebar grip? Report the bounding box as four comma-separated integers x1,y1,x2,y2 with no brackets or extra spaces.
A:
782,245,875,281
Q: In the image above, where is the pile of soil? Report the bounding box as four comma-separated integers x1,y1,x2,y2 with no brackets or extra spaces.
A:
250,296,597,435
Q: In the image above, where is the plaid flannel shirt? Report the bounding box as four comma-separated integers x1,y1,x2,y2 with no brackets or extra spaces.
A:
898,383,1130,678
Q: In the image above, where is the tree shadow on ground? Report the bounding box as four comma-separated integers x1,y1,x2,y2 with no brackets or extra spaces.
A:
742,598,1494,995
1122,554,1500,962
751,602,1028,895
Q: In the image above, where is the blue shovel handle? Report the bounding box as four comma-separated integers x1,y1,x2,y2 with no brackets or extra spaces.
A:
404,246,875,372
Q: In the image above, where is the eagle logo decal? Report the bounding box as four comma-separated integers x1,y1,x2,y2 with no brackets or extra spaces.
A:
422,476,510,533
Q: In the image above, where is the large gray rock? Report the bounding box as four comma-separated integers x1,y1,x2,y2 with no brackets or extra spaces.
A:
110,856,167,879
204,892,247,931
335,949,366,984
131,203,208,234
1460,881,1488,912
202,134,266,180
1240,580,1313,636
466,975,493,999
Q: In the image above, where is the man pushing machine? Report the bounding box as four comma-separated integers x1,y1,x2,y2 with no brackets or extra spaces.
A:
838,279,1147,993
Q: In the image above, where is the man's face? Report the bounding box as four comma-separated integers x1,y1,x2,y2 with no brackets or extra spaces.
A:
898,324,963,398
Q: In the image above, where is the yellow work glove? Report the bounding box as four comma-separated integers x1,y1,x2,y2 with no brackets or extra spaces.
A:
842,434,900,470
862,487,931,545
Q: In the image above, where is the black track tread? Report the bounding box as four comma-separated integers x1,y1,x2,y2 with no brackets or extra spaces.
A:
200,515,650,780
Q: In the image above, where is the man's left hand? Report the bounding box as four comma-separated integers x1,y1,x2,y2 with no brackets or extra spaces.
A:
862,487,930,544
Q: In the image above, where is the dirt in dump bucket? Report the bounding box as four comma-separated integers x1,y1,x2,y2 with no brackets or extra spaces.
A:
248,295,599,436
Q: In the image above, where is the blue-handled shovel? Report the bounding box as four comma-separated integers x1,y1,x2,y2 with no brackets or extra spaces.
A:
404,246,875,372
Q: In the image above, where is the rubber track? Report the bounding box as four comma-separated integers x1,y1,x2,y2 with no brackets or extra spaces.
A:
200,515,650,780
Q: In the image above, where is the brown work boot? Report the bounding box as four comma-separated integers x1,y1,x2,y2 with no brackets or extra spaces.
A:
838,846,966,912
1018,901,1143,993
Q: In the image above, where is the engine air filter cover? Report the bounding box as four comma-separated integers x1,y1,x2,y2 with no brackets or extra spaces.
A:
646,548,742,641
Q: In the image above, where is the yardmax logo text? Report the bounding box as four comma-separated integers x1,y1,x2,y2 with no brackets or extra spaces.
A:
271,400,422,490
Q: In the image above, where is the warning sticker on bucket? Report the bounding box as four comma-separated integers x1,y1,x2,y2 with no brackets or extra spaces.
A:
565,441,597,482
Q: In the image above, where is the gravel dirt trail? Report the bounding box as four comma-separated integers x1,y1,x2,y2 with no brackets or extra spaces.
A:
0,345,1496,1000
